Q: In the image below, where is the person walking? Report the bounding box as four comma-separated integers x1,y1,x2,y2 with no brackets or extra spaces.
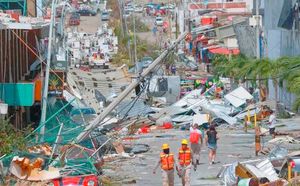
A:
268,110,276,139
152,26,158,36
205,125,218,165
171,65,176,75
153,143,175,186
189,123,203,171
177,139,192,186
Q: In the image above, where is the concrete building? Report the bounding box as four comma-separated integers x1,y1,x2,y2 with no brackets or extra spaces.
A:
0,16,49,129
188,0,253,14
264,0,300,109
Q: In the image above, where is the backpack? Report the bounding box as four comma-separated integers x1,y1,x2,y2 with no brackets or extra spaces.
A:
190,130,201,143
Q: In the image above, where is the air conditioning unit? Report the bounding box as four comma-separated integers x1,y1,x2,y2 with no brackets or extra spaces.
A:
0,103,8,114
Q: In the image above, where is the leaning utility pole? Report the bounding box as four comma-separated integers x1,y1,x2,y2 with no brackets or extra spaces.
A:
255,0,260,59
40,0,57,142
133,15,137,64
118,0,125,37
73,32,188,143
254,0,261,157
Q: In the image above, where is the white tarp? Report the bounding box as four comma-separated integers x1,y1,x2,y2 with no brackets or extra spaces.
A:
173,89,204,107
192,114,209,125
224,87,253,108
63,90,85,108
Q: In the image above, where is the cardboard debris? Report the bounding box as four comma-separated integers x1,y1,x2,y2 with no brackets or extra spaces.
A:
27,144,52,156
9,156,60,181
235,163,255,179
112,141,125,154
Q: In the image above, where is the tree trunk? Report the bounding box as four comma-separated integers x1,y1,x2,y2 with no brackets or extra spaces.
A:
230,77,234,91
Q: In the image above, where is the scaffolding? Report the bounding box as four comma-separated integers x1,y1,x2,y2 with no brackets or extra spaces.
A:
0,0,27,15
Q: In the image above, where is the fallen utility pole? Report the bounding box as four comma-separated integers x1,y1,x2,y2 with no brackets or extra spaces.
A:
74,31,188,143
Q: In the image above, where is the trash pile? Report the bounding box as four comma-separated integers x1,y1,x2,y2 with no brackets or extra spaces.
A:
219,144,300,186
147,83,271,128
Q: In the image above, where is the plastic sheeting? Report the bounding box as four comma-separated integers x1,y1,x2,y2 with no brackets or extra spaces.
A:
268,146,288,160
220,162,238,186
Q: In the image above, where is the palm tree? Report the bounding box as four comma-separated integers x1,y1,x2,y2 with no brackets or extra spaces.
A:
278,57,300,111
212,54,250,89
212,55,300,112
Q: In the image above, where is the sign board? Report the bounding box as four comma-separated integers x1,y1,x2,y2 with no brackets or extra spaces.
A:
48,71,64,97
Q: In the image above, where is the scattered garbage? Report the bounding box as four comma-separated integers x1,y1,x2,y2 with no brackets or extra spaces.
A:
162,122,173,129
9,156,60,181
268,136,300,144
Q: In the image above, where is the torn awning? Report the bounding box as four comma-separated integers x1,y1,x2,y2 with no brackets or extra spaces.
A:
208,47,240,55
224,87,253,108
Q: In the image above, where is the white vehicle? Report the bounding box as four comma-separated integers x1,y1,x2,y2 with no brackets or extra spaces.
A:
124,5,134,12
155,16,163,26
134,6,143,13
124,11,131,18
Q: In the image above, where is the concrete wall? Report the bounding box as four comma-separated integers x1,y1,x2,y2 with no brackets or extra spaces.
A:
264,0,300,110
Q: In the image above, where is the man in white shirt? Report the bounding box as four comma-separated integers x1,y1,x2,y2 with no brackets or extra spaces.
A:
268,110,276,139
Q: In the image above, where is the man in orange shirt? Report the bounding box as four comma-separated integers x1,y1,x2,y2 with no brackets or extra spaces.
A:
190,123,203,171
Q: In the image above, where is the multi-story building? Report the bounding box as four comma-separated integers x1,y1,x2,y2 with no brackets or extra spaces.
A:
188,0,254,14
264,0,300,109
0,14,49,129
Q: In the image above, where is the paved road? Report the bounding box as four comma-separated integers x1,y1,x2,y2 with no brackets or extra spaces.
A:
135,12,174,49
66,13,103,34
105,127,262,186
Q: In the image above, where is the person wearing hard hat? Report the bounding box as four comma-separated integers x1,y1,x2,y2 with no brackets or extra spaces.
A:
177,139,193,186
190,123,203,171
153,143,176,186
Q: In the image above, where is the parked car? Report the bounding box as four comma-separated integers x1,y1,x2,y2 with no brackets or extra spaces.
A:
77,9,97,16
153,8,167,16
134,5,143,13
155,16,163,26
101,11,109,21
69,13,80,26
124,5,134,12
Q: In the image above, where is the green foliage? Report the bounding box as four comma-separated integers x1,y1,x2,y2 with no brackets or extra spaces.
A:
212,55,300,111
127,18,150,32
0,118,31,156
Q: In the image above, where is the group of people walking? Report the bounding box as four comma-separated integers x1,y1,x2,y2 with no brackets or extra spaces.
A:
153,123,219,186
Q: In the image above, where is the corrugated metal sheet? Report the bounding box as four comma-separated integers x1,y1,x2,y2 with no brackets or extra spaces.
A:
116,100,153,118
224,87,253,108
255,159,279,182
151,106,188,119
